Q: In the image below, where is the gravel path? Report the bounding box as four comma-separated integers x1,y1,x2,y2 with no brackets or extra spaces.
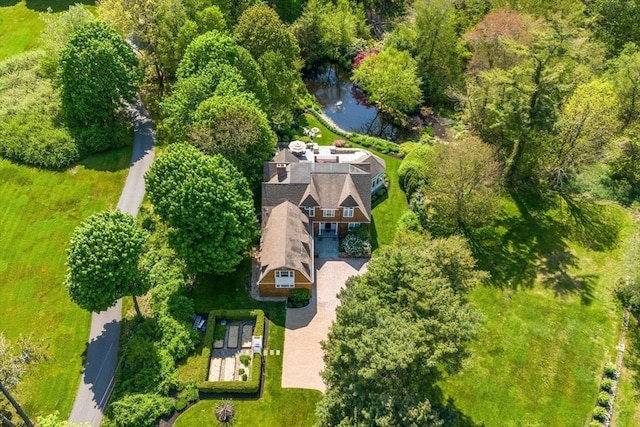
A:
68,98,155,426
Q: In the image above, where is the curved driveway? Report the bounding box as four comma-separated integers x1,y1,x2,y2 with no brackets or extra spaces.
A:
69,98,155,426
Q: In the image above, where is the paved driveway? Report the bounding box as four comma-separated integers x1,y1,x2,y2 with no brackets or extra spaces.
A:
282,258,368,391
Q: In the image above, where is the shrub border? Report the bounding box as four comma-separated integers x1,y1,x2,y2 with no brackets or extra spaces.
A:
196,309,264,394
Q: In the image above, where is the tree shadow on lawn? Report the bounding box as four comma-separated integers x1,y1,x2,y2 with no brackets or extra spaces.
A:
467,188,617,302
25,0,94,12
0,0,19,7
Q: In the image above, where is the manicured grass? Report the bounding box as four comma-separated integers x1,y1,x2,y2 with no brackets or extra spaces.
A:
438,196,633,426
297,113,407,247
0,0,95,61
0,146,132,418
612,316,640,427
174,262,322,426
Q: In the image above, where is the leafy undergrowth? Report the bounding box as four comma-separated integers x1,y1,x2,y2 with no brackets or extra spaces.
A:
174,263,322,426
0,146,131,418
438,193,634,426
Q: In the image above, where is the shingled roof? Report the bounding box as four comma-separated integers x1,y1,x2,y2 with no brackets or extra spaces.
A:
258,201,313,282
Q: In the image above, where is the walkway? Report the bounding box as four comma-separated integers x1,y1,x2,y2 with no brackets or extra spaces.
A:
69,98,155,426
282,258,368,391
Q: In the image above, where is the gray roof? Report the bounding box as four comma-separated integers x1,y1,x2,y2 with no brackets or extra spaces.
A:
354,153,386,178
259,201,313,282
262,150,380,219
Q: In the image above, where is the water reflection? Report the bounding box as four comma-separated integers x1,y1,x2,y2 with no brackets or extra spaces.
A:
304,63,410,141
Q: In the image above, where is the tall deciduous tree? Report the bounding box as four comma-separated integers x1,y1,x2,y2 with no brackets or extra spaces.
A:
58,21,140,153
546,80,621,189
189,94,276,188
65,210,148,319
413,136,502,235
605,43,640,127
234,4,302,129
145,143,255,274
462,10,600,184
352,47,422,116
318,238,484,425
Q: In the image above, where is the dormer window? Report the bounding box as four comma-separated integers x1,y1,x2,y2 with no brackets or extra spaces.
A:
307,207,315,217
323,209,336,218
343,207,354,217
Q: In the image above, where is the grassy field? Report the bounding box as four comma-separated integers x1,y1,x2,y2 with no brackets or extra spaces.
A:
438,195,634,426
297,113,407,247
0,146,131,418
174,263,322,426
0,0,94,60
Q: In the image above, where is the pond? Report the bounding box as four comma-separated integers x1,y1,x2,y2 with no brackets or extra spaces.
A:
303,63,413,141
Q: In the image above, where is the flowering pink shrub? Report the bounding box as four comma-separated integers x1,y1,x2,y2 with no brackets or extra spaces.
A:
352,48,380,70
333,139,346,147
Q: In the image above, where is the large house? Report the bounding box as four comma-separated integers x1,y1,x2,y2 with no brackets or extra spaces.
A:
257,145,385,297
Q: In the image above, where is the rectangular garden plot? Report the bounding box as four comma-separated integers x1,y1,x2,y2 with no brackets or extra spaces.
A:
241,325,253,348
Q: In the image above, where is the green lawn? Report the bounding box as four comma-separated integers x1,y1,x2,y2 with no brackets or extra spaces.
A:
612,316,640,427
174,263,322,426
0,147,131,418
438,195,633,426
0,0,94,61
297,113,407,247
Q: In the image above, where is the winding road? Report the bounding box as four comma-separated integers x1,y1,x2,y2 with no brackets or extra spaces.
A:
68,99,155,426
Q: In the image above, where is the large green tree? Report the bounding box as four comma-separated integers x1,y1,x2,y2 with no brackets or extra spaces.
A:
318,236,484,425
384,0,463,106
58,21,140,153
234,3,302,128
189,94,277,187
545,80,621,189
145,143,255,274
292,0,368,66
352,47,422,117
605,43,640,127
412,136,502,235
65,210,148,319
162,30,268,142
462,10,600,184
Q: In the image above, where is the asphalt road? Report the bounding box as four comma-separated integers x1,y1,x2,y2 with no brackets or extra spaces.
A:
68,98,155,426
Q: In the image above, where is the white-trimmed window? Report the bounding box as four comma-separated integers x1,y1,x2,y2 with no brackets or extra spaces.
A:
343,207,354,217
275,270,295,288
307,207,315,217
348,222,361,231
323,209,336,218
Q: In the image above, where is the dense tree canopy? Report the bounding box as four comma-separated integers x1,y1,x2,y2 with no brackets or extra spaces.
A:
189,94,276,187
410,136,502,235
145,143,255,274
58,21,140,153
352,47,422,116
234,3,302,129
65,210,148,316
162,30,268,141
318,236,484,425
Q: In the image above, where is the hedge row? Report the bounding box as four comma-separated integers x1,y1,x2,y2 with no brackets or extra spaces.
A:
196,309,265,394
197,355,262,394
306,109,400,155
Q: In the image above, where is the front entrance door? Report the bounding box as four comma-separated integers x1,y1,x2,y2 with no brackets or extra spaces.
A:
320,222,337,236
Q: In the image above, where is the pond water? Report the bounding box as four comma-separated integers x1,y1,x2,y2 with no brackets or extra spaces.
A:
303,63,411,141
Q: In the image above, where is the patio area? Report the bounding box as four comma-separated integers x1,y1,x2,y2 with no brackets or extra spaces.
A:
314,236,339,258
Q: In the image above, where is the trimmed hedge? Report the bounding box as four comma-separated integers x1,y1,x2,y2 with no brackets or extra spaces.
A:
196,309,265,394
306,109,400,155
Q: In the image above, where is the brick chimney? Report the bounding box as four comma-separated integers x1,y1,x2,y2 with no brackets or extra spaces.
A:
276,163,287,180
